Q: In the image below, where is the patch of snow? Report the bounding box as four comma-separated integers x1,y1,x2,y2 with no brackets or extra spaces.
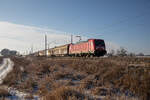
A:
0,58,14,84
0,58,40,100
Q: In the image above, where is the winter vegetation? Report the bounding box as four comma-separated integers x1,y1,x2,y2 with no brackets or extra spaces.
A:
0,49,18,57
0,56,149,100
107,47,147,57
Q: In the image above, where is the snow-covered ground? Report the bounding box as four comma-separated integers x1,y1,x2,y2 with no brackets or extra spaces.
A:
0,58,14,84
0,58,40,100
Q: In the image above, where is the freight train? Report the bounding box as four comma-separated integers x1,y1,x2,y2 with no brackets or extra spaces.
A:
33,39,107,57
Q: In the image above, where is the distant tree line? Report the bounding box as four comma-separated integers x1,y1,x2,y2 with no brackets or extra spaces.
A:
107,47,145,57
0,48,18,56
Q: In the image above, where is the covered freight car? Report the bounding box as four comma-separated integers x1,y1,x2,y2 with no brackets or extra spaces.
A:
69,39,106,56
38,50,45,56
48,44,70,56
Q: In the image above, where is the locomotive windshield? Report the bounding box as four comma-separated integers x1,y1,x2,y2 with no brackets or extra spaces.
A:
95,40,105,47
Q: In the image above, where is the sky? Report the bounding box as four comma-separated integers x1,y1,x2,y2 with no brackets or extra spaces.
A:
0,0,150,54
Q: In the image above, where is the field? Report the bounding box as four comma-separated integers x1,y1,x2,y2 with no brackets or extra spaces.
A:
1,56,150,100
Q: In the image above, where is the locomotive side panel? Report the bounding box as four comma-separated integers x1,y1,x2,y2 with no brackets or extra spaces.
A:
88,39,95,53
69,39,106,56
69,40,95,55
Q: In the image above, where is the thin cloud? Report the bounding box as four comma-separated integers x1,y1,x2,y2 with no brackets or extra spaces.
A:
0,21,119,54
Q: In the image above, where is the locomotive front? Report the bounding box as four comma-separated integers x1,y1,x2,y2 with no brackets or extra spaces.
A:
94,39,107,56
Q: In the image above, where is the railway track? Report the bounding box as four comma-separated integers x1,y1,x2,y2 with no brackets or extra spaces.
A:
29,56,108,61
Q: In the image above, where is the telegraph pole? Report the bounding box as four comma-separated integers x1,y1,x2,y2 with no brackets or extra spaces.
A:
31,45,33,54
45,34,47,56
71,35,73,44
76,35,81,42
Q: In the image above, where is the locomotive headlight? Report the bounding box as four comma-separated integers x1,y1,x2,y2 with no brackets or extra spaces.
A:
96,46,104,50
96,47,99,49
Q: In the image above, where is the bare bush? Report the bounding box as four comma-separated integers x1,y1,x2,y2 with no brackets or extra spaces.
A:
2,56,150,100
44,86,85,100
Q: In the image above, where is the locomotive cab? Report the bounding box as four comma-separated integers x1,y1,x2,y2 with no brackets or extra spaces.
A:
94,39,107,56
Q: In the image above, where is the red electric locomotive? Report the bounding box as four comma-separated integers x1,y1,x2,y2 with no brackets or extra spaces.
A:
69,39,107,56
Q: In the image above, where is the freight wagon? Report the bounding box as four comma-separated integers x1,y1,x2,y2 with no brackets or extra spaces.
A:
48,44,69,56
38,50,45,56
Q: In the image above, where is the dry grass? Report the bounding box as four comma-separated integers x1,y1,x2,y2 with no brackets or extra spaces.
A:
0,89,10,96
2,56,150,100
44,86,86,100
0,57,3,64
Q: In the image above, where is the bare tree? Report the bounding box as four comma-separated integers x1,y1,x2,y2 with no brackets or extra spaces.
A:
128,52,136,57
117,47,127,57
107,49,115,57
1,48,18,56
1,49,10,56
137,52,144,56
